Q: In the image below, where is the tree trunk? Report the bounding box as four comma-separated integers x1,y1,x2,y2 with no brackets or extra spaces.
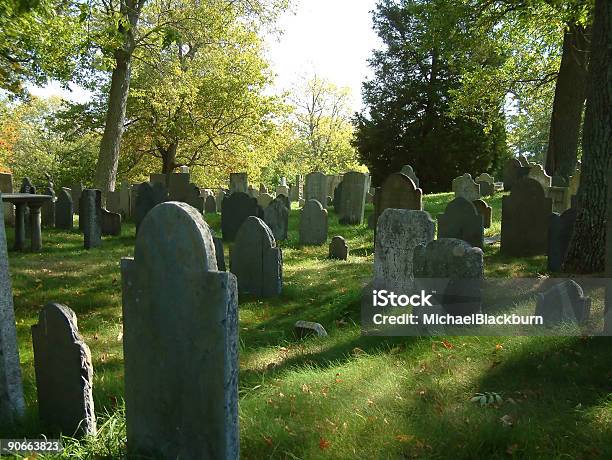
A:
543,23,590,181
161,142,179,174
562,0,611,274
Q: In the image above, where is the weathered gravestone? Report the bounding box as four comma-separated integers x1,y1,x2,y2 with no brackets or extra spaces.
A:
168,173,204,212
501,177,553,256
502,158,530,191
528,164,552,190
205,195,217,213
299,199,328,245
332,181,343,214
339,171,368,225
71,182,82,214
305,172,328,209
328,235,348,260
0,173,14,226
135,182,168,233
55,188,74,230
373,209,435,293
257,192,274,209
472,199,492,229
119,181,132,219
31,303,96,436
276,185,289,199
475,173,495,197
41,185,56,228
101,208,121,236
230,172,248,194
294,321,327,338
548,186,572,213
452,173,481,202
276,194,290,210
548,207,577,272
121,202,239,459
327,174,343,200
106,190,121,216
400,165,420,188
535,280,590,327
0,194,25,423
221,192,264,241
263,196,288,241
413,238,484,317
373,173,423,226
230,216,282,298
437,197,484,249
80,189,102,249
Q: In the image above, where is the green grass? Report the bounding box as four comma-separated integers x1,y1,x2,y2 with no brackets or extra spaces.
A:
3,192,612,459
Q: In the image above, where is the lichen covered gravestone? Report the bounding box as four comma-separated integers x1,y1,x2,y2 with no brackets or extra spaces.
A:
230,216,282,298
31,303,96,436
338,171,368,225
263,196,289,241
373,172,422,226
299,199,328,245
221,192,264,241
452,173,481,202
55,188,74,230
121,202,239,459
328,235,348,260
80,189,102,249
437,197,484,249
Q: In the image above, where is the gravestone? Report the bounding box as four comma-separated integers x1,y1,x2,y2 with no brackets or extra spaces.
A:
276,185,289,198
373,173,422,226
413,238,484,317
205,195,217,213
294,321,327,338
0,194,25,423
299,199,328,245
150,173,167,186
247,185,258,198
101,208,121,236
327,174,343,200
263,196,288,241
472,199,492,228
373,209,435,293
400,165,420,188
31,303,96,436
289,175,303,202
216,189,226,209
502,158,530,191
119,181,132,219
55,188,74,230
535,280,590,326
475,173,495,196
121,202,238,459
168,173,204,212
501,177,553,256
338,171,368,225
332,181,343,214
135,182,168,232
548,207,577,272
548,186,571,213
213,236,226,271
81,189,102,249
437,197,484,249
305,172,328,209
257,192,274,209
276,194,290,210
106,190,121,215
518,154,530,166
0,173,14,226
259,183,268,194
71,182,83,214
221,192,264,241
41,185,56,228
528,164,552,189
230,172,248,194
230,217,282,298
452,173,481,202
328,236,348,260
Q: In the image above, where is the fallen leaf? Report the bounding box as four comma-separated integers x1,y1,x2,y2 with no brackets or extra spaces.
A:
442,340,453,349
394,434,414,443
319,437,331,450
263,436,273,447
495,344,503,351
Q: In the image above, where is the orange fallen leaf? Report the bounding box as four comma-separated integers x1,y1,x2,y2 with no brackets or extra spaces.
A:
263,436,273,447
442,340,453,349
319,437,331,450
495,344,503,351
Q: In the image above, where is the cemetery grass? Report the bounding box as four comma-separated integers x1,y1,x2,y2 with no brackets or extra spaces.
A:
3,193,611,459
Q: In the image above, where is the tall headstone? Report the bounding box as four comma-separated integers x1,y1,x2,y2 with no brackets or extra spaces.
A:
135,182,168,232
41,185,56,228
205,195,217,213
230,173,248,194
528,164,552,190
501,177,553,256
81,189,102,249
328,235,348,260
71,182,82,214
338,171,368,225
548,207,577,272
55,188,74,230
0,173,14,226
400,165,420,188
305,172,328,209
475,173,495,197
472,199,492,228
438,197,484,249
221,192,264,241
31,303,96,436
230,216,282,298
0,193,25,422
373,172,423,225
263,196,289,241
299,199,328,245
121,202,238,459
502,158,530,191
452,173,481,202
101,208,122,236
373,209,435,292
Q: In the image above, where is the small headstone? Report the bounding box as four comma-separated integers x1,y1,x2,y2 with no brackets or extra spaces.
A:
31,303,96,436
101,208,121,236
528,164,552,189
294,321,327,339
400,165,420,188
548,207,577,272
535,280,590,326
502,158,530,191
179,165,190,173
328,236,348,260
276,185,289,198
121,202,238,459
230,216,282,297
55,188,74,230
472,199,492,229
373,173,422,226
221,191,264,241
135,182,168,232
452,173,481,202
339,171,368,225
299,199,328,245
230,172,248,194
305,172,328,209
80,189,102,249
437,197,484,249
41,185,56,228
205,195,217,213
476,173,495,196
263,196,289,241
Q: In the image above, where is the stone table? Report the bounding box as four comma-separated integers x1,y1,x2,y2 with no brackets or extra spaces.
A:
2,193,53,251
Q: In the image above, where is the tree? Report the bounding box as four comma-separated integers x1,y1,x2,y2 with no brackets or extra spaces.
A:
562,0,611,273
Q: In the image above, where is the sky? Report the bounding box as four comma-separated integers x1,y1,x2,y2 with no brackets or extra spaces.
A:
29,0,382,112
